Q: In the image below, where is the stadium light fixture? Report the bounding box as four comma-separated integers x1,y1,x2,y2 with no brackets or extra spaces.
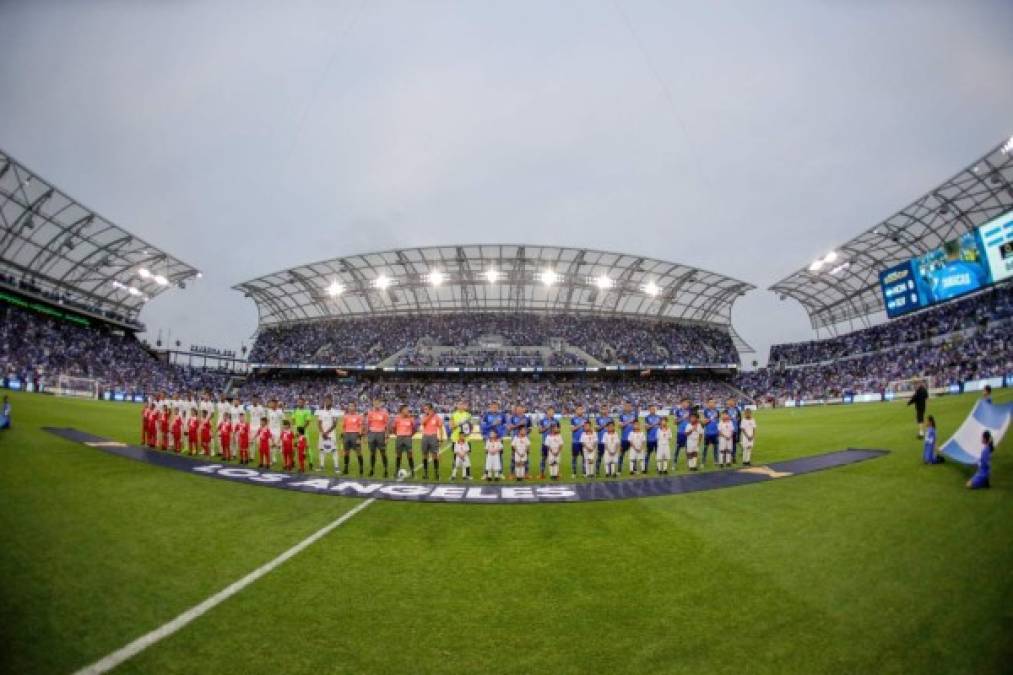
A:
808,250,839,272
594,274,614,290
540,269,560,286
196,272,203,279
484,268,500,284
138,268,152,279
373,274,392,290
1002,135,1013,155
428,269,446,287
642,280,661,296
830,261,851,275
326,280,345,297
153,274,168,286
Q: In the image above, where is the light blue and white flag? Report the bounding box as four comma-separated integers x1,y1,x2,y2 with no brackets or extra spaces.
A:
939,400,1012,464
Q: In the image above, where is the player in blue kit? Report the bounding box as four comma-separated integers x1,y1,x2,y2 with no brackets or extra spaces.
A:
570,404,588,480
538,405,556,480
724,397,741,464
644,404,662,472
618,402,637,473
674,398,691,466
702,399,719,467
506,404,530,479
967,431,994,489
481,401,507,443
922,416,945,464
928,240,986,303
595,404,612,477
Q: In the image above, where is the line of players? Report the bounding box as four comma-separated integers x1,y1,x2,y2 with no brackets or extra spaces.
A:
139,393,758,481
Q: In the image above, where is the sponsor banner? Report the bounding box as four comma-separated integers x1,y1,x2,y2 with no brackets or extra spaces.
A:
963,376,1004,393
45,427,886,504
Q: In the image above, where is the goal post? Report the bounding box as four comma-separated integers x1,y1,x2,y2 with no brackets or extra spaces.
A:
53,374,100,399
887,376,936,395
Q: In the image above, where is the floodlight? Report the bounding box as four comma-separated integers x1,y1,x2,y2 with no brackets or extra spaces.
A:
327,280,345,297
540,269,559,286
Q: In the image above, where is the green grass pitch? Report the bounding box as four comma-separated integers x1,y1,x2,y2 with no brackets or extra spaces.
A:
1,389,1011,674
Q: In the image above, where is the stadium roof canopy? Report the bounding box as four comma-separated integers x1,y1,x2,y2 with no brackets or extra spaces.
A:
235,243,756,331
0,148,201,328
771,136,1013,334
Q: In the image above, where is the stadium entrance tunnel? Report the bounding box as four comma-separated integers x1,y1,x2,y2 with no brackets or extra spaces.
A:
45,428,886,504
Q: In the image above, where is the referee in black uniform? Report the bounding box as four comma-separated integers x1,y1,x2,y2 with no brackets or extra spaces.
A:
907,381,929,439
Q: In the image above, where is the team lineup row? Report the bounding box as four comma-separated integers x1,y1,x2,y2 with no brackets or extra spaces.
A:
140,394,758,481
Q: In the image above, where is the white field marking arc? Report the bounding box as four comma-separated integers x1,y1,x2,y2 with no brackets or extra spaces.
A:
72,440,452,674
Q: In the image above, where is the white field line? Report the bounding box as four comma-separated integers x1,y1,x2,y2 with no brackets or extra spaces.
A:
74,439,453,674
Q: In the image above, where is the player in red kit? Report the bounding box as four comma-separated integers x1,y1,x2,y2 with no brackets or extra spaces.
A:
297,431,309,472
146,405,158,448
159,406,170,451
256,417,272,468
171,408,184,452
280,421,295,470
141,404,150,445
187,414,199,455
199,410,212,456
236,416,251,464
218,412,233,462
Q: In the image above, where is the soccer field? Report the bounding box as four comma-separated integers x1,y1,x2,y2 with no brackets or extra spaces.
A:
1,390,1011,674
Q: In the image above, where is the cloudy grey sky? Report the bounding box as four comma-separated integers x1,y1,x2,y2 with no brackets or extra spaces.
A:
1,0,1011,365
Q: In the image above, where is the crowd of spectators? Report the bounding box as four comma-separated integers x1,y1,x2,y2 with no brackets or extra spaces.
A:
0,303,229,396
235,372,743,413
0,271,140,327
769,284,1012,366
739,323,1010,402
248,313,739,367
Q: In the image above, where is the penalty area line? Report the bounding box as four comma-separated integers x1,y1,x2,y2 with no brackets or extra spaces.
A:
73,497,376,675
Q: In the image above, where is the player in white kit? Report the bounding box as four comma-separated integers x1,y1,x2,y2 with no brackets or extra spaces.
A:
315,395,340,473
578,421,597,478
627,422,647,475
512,427,531,481
451,437,472,480
717,412,734,468
740,409,757,466
267,399,285,464
248,397,265,436
601,421,621,478
685,414,704,471
543,423,564,480
483,430,504,481
656,418,673,474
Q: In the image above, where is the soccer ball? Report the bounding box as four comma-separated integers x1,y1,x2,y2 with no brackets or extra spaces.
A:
396,468,409,481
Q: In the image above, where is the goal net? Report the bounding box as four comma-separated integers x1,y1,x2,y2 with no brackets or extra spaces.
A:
53,374,99,399
887,376,936,395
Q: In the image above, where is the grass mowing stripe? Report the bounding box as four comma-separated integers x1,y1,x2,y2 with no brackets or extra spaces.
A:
74,441,448,674
72,498,376,675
